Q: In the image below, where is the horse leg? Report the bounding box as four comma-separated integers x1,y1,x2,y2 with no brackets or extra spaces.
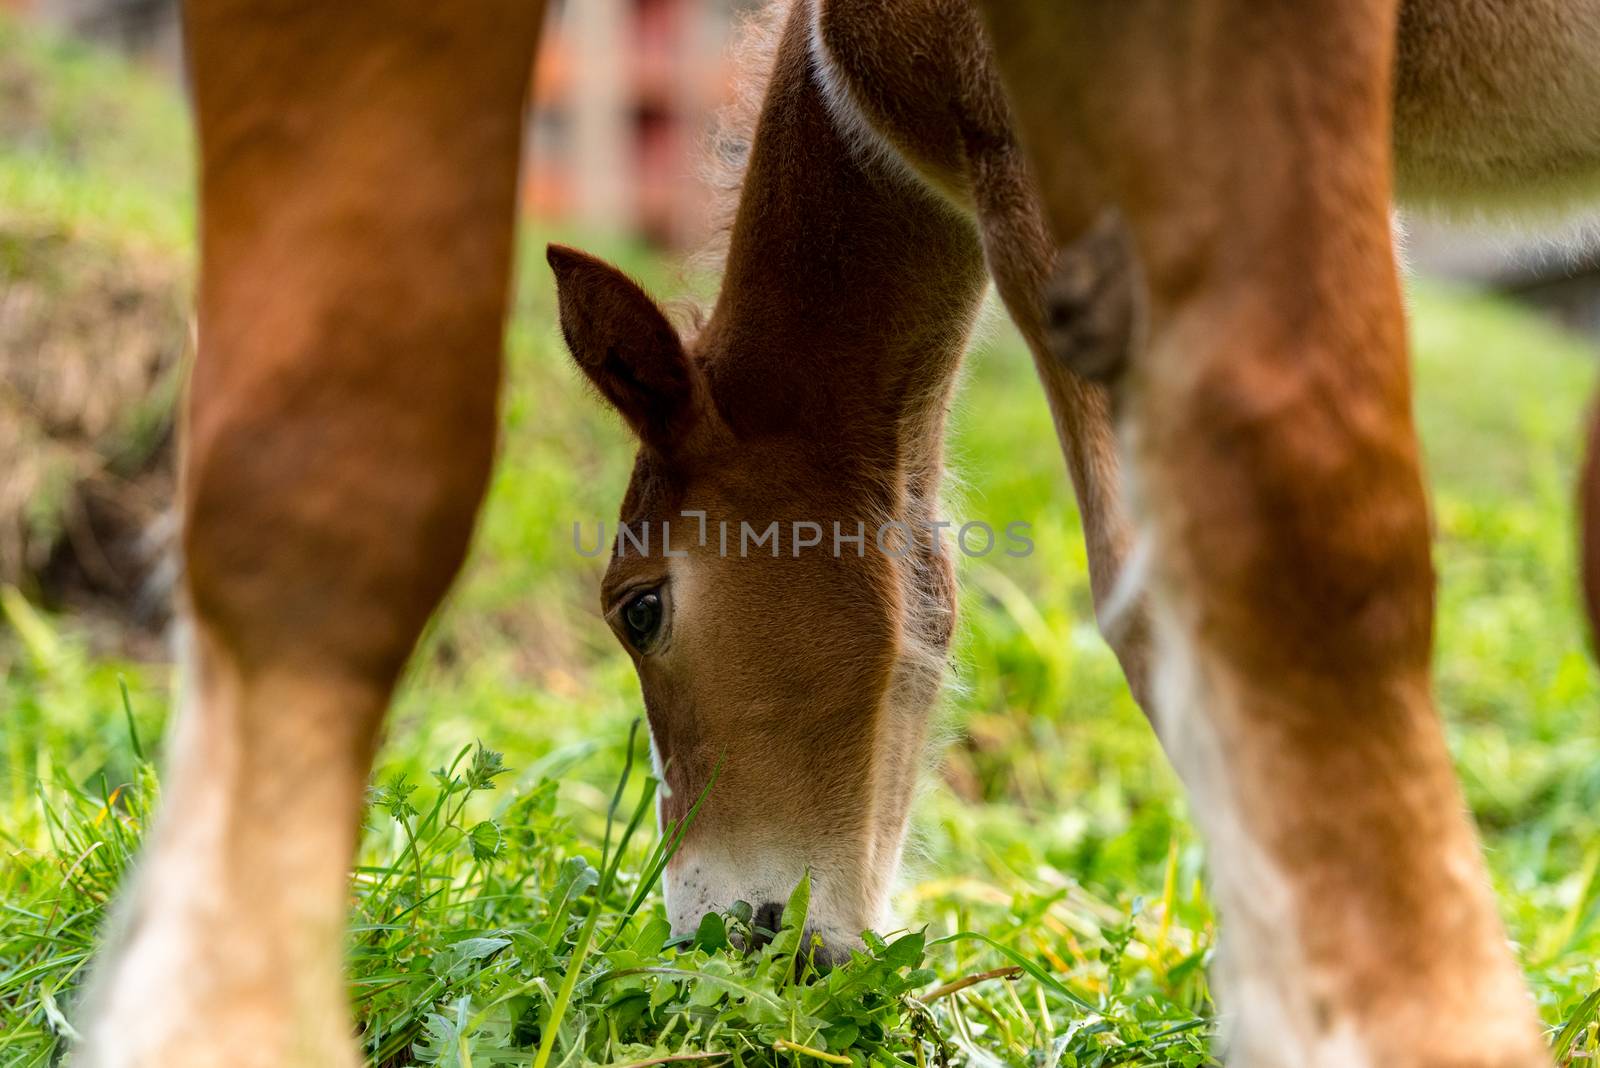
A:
74,4,543,1065
809,0,1153,705
1585,402,1600,645
976,1,1547,1064
971,187,1152,706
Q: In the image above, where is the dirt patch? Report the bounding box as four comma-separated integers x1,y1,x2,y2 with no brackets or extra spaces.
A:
1,221,186,654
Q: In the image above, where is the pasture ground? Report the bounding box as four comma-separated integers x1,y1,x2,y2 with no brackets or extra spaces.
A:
3,17,1599,1067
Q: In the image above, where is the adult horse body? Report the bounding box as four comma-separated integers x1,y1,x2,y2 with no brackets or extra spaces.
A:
77,1,1600,1067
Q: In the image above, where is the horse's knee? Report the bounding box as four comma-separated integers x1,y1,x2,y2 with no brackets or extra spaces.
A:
178,0,533,689
1132,297,1432,679
182,376,495,686
1043,212,1142,383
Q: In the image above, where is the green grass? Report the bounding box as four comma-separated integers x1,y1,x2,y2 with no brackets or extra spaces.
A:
4,14,1600,1068
0,15,191,253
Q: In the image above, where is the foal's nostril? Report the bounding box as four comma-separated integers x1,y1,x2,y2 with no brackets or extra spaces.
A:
750,901,785,949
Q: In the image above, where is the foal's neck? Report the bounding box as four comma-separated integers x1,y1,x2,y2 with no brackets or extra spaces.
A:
698,1,986,488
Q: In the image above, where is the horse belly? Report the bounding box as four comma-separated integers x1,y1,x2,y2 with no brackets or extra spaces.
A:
1395,0,1600,219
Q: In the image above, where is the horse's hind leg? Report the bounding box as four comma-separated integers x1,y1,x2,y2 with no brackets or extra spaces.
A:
977,1,1546,1065
74,4,544,1065
810,0,1154,703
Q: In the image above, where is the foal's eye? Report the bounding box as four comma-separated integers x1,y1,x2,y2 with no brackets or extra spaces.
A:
622,591,665,651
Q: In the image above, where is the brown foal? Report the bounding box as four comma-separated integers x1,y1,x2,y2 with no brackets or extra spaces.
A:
75,1,1600,1066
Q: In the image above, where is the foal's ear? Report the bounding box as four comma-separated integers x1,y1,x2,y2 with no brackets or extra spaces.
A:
547,244,696,446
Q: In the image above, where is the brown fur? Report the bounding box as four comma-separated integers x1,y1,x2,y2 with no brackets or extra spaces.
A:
1587,401,1600,646
567,0,1599,1062
1395,0,1600,218
77,0,1600,1064
549,0,985,944
808,0,1152,695
976,0,1565,1064
77,3,545,1065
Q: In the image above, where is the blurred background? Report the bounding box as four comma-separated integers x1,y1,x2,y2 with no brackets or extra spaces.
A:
3,0,1599,651
2,0,768,652
2,3,1598,1064
9,0,760,246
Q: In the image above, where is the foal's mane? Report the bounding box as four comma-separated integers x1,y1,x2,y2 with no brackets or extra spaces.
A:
685,0,795,296
679,0,967,804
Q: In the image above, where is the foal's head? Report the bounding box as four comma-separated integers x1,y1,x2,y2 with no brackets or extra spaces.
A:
549,245,955,956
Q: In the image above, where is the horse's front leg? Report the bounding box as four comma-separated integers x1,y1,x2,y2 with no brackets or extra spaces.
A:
977,202,1153,708
977,1,1547,1064
74,4,544,1065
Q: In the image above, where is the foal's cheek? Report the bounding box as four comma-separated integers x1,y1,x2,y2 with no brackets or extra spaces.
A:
633,663,706,825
